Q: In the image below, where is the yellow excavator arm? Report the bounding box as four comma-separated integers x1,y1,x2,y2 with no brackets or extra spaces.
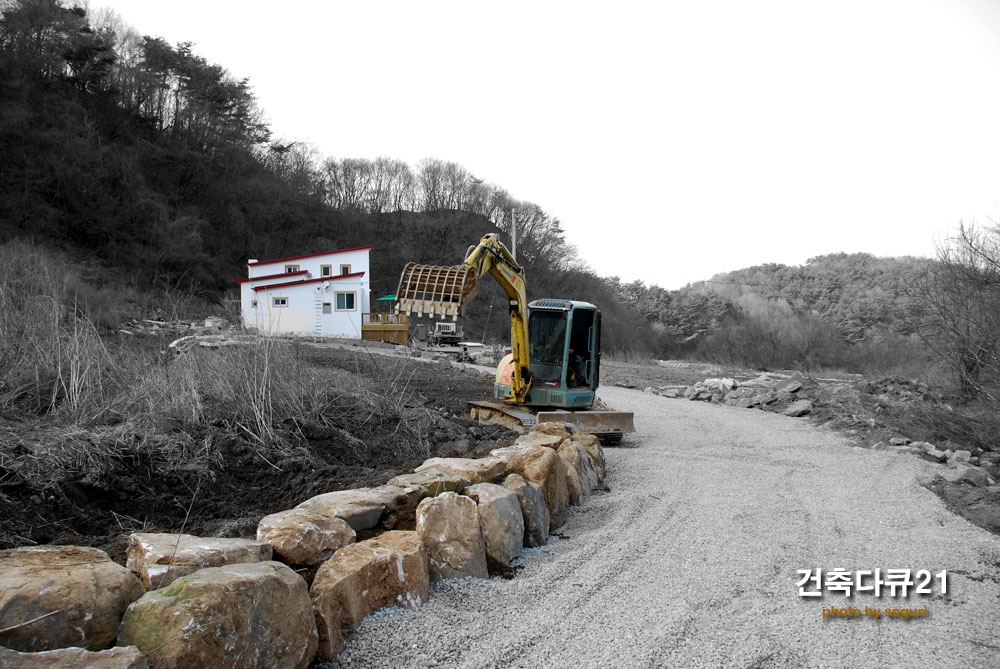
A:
395,233,532,403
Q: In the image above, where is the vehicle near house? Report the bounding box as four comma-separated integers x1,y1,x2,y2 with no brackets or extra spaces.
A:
428,321,464,346
236,246,372,337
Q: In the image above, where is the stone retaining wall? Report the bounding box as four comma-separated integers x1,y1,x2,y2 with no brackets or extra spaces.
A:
0,422,604,668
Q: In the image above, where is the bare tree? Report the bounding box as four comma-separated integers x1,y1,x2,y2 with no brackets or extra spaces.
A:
917,223,1000,401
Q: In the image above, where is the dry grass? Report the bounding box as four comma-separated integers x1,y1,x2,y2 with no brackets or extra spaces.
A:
0,241,422,490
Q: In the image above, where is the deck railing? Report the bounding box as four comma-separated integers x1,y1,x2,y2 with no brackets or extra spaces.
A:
361,312,408,345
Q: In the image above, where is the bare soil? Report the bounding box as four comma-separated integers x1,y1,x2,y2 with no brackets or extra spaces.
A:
0,347,513,563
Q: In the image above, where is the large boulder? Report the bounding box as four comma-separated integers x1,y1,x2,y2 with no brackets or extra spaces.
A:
0,546,144,652
573,433,605,484
558,440,599,498
940,464,992,487
387,468,469,496
415,457,507,484
414,492,488,581
513,431,565,450
562,457,584,506
0,646,147,668
502,474,550,547
783,399,813,417
464,483,524,567
125,533,272,590
295,485,425,532
310,531,428,661
529,422,575,438
257,509,356,566
492,445,569,531
118,562,317,669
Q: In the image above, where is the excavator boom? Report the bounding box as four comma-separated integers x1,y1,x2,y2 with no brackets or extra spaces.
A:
396,233,532,403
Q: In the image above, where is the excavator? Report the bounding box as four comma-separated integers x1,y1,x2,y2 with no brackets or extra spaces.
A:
395,233,635,443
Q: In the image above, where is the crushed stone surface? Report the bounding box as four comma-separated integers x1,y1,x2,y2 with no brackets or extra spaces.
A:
323,387,1000,668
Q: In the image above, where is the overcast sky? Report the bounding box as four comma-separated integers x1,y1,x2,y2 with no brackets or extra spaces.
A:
95,0,1000,288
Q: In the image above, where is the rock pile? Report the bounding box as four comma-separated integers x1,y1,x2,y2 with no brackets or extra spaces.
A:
861,377,941,403
646,373,996,490
644,373,818,417
0,421,608,666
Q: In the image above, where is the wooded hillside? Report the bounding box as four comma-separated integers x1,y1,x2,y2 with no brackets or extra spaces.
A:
0,0,657,351
4,0,995,396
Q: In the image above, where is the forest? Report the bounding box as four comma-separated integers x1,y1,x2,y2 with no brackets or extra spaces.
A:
3,0,1000,405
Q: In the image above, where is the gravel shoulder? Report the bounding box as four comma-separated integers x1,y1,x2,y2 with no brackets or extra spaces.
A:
326,386,1000,668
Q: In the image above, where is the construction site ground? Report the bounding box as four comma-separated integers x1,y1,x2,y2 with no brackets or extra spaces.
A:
328,387,1000,668
3,346,998,663
0,346,513,562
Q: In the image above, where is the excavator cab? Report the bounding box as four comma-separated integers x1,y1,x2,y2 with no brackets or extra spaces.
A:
506,299,601,408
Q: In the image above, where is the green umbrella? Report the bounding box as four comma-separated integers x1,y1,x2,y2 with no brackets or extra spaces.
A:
376,295,396,301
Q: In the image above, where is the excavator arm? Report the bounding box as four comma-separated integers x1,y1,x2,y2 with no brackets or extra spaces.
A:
396,233,532,403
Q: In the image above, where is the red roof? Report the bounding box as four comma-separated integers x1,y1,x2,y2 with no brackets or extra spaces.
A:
247,245,373,267
253,271,366,292
233,270,309,284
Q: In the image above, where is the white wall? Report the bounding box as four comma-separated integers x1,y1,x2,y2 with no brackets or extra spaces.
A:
239,248,371,337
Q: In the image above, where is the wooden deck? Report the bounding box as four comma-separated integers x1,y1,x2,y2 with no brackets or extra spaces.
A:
361,312,408,346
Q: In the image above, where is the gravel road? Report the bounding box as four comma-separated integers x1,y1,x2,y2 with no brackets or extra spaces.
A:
327,387,1000,668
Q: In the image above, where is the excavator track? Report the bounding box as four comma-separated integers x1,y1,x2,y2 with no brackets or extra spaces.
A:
467,400,632,445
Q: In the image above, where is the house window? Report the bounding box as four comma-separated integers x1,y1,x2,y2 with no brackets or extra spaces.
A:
285,264,299,273
272,297,288,308
340,264,351,275
335,292,356,311
250,299,258,309
322,302,332,314
321,264,332,277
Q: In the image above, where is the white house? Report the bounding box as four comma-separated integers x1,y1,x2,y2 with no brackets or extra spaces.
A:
236,245,372,337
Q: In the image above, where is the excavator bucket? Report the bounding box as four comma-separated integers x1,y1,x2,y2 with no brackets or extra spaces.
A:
395,263,479,320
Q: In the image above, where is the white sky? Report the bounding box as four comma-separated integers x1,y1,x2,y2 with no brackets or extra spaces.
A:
94,0,1000,288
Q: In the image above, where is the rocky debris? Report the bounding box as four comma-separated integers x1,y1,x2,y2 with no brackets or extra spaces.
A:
387,468,470,496
119,561,316,669
414,492,488,581
950,450,972,465
125,533,272,590
295,485,425,532
940,464,993,487
309,531,428,661
415,456,507,485
862,376,941,403
783,399,813,417
257,510,356,566
502,474,550,548
0,546,144,652
927,448,949,462
492,444,570,531
0,645,147,668
464,483,524,568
